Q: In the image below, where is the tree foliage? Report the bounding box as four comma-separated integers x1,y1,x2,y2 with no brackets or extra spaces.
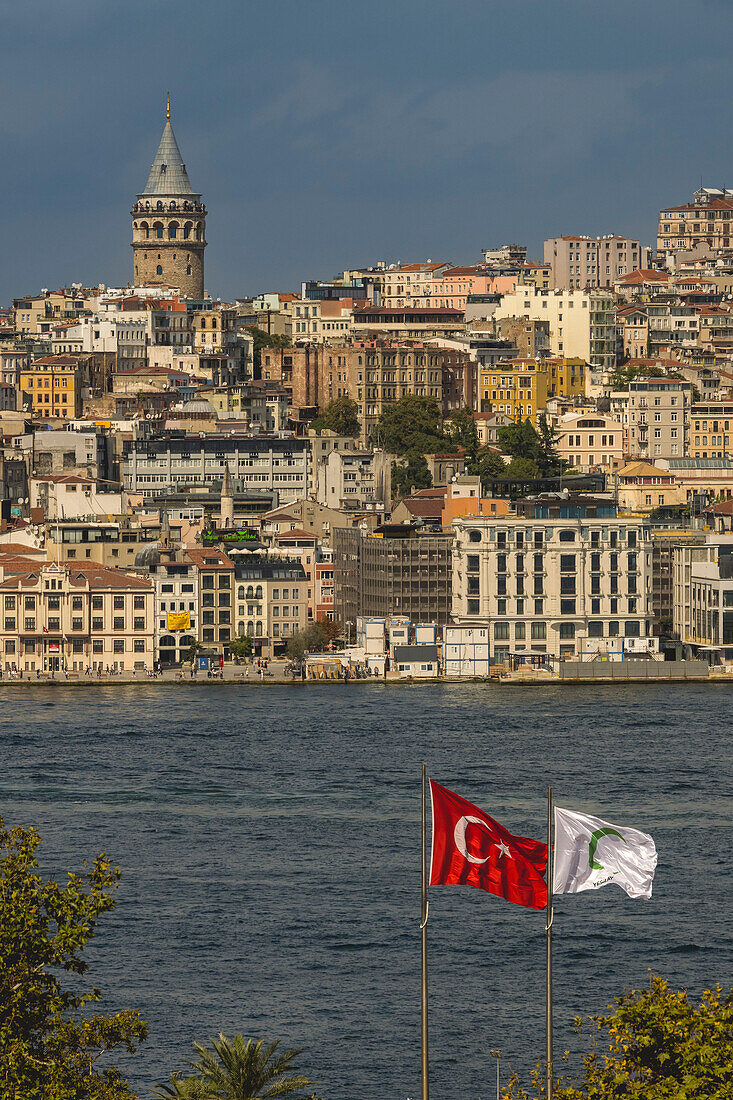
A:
391,451,432,499
286,623,330,660
446,407,479,461
154,1033,322,1099
245,327,291,371
0,817,147,1100
372,395,452,455
467,448,506,484
504,976,733,1100
309,397,361,437
229,636,253,660
497,416,564,477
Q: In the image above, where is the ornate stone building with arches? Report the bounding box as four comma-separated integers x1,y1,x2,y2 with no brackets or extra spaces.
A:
131,102,206,299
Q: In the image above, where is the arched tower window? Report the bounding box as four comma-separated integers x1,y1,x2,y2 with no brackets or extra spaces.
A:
168,222,179,239
156,200,163,210
183,221,192,239
156,265,163,275
140,221,150,238
195,223,202,240
154,221,164,239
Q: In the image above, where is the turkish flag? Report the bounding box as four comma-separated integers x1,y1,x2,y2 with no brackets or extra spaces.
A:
429,780,547,909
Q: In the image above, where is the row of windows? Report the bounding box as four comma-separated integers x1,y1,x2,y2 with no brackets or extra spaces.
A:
1,639,147,654
489,620,642,639
4,594,146,610
3,616,147,632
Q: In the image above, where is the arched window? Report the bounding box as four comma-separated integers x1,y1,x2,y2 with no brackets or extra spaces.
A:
200,317,206,329
247,621,254,637
156,265,163,276
238,586,245,598
160,635,175,647
187,265,191,275
246,585,254,599
168,221,178,239
255,585,263,599
183,221,193,239
212,318,217,329
170,200,177,210
133,222,138,230
140,221,149,238
156,200,163,210
195,223,202,240
180,635,194,647
256,622,263,637
154,221,164,239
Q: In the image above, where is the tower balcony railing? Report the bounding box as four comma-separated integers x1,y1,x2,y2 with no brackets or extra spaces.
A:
131,200,206,215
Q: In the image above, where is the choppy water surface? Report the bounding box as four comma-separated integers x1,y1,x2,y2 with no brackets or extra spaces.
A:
0,683,730,1099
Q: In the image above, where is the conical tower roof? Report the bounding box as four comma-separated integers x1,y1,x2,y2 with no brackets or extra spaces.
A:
140,116,197,197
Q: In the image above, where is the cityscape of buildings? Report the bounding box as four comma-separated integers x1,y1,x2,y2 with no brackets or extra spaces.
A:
5,105,733,677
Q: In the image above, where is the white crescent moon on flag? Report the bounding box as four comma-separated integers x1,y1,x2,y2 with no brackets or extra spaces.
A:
454,815,492,864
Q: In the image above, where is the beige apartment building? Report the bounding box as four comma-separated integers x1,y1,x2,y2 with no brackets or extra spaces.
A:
0,559,154,672
493,287,616,376
556,412,625,471
233,555,308,657
691,400,733,458
184,547,234,655
451,498,653,662
20,355,84,419
544,236,652,290
612,378,692,460
658,189,733,267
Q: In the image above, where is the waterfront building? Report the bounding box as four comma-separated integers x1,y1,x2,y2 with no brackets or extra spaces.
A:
232,554,308,657
333,524,454,626
451,496,653,662
184,547,234,656
131,101,206,299
134,518,198,667
672,534,733,661
650,529,706,631
0,558,154,673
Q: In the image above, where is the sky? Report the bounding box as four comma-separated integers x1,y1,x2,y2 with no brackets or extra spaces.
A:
2,0,733,305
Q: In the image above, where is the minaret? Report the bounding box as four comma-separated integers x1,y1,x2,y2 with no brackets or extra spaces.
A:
219,466,234,529
131,96,206,299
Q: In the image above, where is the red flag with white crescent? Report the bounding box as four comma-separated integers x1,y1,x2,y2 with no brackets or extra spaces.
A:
429,780,547,909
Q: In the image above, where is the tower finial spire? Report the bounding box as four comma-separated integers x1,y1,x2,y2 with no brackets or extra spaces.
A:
166,92,170,121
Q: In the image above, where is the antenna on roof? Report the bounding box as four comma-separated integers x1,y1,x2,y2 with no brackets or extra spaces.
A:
166,92,170,121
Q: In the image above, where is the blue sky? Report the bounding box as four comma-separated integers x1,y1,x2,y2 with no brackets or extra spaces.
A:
2,0,732,304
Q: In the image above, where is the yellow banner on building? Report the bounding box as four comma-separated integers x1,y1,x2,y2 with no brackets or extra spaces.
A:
167,611,191,632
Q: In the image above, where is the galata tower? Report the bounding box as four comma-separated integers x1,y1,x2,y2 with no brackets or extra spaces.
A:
131,97,206,299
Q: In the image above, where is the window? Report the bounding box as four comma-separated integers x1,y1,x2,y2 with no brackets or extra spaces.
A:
467,599,480,614
92,595,103,610
515,623,526,640
494,623,510,640
531,622,546,640
559,623,575,639
134,640,145,653
608,621,619,636
560,576,576,595
560,599,576,614
134,595,145,609
113,639,124,653
588,621,603,637
560,554,575,572
467,555,480,572
72,596,83,611
114,596,124,610
92,617,103,630
133,617,145,630
113,617,124,630
72,618,83,632
559,530,576,543
496,599,507,615
468,530,482,543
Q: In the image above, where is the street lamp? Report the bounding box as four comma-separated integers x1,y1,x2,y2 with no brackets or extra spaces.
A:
347,620,354,646
490,1049,502,1100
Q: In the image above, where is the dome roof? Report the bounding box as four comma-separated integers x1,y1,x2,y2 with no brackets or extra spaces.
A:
134,542,162,568
182,398,217,415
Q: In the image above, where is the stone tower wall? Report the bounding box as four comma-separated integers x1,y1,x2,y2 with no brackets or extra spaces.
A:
131,204,205,299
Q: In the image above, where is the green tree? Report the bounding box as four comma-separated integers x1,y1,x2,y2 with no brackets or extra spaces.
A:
229,636,253,660
497,417,564,477
245,327,291,371
505,456,540,478
467,447,506,485
309,397,361,437
155,1034,320,1100
0,817,147,1100
391,450,432,499
372,395,449,455
446,407,479,462
504,976,733,1100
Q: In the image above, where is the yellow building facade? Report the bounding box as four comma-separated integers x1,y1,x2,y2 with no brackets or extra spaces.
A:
20,355,83,420
479,357,585,423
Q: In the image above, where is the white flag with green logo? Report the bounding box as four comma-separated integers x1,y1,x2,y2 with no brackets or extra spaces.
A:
553,806,658,899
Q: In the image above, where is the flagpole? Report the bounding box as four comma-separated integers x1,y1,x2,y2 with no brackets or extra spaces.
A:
546,785,553,1100
421,762,429,1100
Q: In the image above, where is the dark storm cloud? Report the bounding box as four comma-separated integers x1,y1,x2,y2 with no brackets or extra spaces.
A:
2,0,733,302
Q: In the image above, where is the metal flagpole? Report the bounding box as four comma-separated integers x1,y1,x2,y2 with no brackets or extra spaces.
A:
421,762,429,1100
546,785,554,1100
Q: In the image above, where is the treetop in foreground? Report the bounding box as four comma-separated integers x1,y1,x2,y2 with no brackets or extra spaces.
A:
504,975,733,1099
0,816,147,1100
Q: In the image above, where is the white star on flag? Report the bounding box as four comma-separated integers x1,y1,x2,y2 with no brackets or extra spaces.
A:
496,840,513,859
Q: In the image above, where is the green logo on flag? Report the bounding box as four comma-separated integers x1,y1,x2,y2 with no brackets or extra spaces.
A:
588,827,626,870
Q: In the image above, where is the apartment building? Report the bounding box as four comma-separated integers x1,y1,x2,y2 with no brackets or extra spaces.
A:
184,547,234,656
493,287,616,375
133,526,199,667
205,381,289,431
690,400,733,458
658,189,733,267
544,236,651,290
20,355,84,420
556,412,625,471
612,378,692,460
351,306,466,342
478,357,585,423
233,555,308,657
122,435,310,503
0,558,154,673
617,305,649,359
452,497,653,662
314,448,392,511
333,525,454,626
673,535,733,659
